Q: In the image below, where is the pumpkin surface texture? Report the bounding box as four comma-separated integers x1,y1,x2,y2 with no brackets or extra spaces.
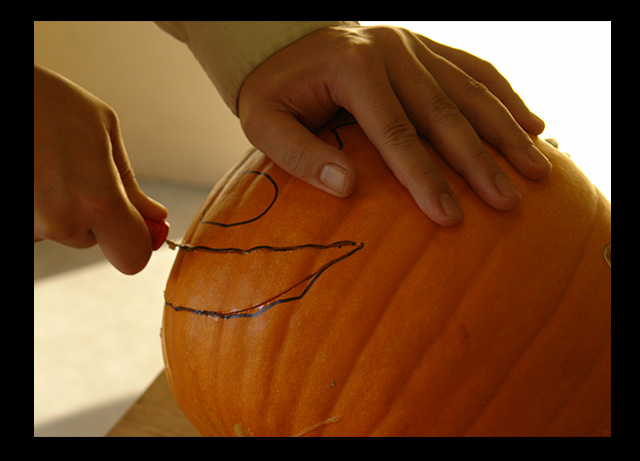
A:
162,113,611,437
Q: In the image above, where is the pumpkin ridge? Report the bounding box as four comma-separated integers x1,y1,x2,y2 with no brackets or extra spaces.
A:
320,217,453,435
527,223,610,435
297,242,412,434
250,240,365,435
300,116,447,434
273,238,370,434
372,222,536,436
353,246,454,433
370,176,602,436
461,189,605,436
369,246,502,435
543,339,611,436
163,116,610,436
281,230,386,433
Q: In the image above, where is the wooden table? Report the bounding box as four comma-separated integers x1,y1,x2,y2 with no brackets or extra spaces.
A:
106,371,202,437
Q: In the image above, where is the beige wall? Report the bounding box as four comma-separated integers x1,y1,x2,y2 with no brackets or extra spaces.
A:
34,21,252,187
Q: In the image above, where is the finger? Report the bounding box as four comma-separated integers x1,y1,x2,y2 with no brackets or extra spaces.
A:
339,68,464,225
35,225,97,249
476,65,546,136
412,43,552,180
35,176,154,273
56,232,97,249
109,119,169,222
118,173,169,251
380,47,522,212
91,126,153,273
118,167,170,251
90,197,152,275
109,120,170,251
241,108,357,197
125,178,169,222
417,35,546,135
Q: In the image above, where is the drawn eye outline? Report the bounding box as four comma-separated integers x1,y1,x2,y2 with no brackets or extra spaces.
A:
200,170,278,228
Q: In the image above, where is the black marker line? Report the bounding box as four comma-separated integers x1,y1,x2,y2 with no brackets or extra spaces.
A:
165,241,363,319
200,171,278,227
165,119,364,319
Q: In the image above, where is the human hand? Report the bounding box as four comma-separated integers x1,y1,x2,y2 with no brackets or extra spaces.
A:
238,24,551,226
34,65,169,274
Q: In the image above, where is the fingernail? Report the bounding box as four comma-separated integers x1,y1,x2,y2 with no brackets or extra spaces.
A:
439,193,463,221
320,163,347,196
494,174,521,199
144,217,170,251
527,144,552,169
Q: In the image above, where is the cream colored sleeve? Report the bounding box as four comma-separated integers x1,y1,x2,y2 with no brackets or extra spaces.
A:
156,21,358,115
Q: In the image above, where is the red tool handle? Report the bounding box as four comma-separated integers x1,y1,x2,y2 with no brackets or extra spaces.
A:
144,217,170,251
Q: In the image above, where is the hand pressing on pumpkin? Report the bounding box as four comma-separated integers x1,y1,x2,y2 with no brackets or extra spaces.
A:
34,65,169,274
238,25,552,226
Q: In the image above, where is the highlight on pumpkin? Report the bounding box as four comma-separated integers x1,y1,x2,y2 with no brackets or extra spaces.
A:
161,113,610,436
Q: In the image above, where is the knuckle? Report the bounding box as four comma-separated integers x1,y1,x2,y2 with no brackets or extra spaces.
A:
477,57,498,75
34,199,77,242
336,26,404,71
392,156,448,208
280,138,319,180
481,113,530,155
425,93,461,128
340,40,379,72
493,124,528,151
469,147,495,167
117,163,137,189
460,148,498,178
73,190,125,231
370,24,410,44
239,110,262,141
378,116,419,152
341,26,414,74
474,58,516,94
35,220,73,242
461,77,491,100
403,66,432,89
469,57,500,80
401,160,440,190
35,214,90,246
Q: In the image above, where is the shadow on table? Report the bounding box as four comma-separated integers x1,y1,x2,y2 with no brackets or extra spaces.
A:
34,396,135,437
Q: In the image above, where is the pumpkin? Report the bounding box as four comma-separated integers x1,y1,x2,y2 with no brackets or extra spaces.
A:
161,112,611,437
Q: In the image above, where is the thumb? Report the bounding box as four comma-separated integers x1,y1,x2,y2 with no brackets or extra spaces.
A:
124,181,169,251
110,126,169,250
242,111,357,197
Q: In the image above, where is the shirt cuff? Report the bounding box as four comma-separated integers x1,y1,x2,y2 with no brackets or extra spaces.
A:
157,21,358,115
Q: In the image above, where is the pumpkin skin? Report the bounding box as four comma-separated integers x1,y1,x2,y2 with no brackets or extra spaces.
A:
162,113,611,437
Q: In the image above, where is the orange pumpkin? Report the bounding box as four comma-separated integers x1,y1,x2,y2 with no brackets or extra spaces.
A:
162,112,611,436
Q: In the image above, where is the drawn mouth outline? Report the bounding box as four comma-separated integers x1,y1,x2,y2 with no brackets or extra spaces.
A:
165,164,364,319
